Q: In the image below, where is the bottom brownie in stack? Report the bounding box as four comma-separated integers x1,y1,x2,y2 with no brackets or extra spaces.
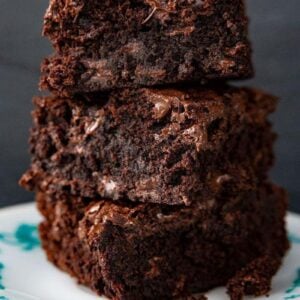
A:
37,182,288,300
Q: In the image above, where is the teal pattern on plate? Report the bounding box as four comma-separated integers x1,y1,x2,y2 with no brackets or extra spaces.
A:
0,263,4,290
289,233,300,244
0,224,40,251
285,231,300,300
0,224,40,299
285,268,300,299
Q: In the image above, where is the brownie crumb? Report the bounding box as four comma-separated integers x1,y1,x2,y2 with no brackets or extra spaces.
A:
227,253,288,300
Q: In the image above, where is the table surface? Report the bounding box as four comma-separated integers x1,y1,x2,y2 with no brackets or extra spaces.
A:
0,0,299,212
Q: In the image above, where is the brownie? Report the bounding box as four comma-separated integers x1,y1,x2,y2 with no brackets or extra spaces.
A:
41,0,253,94
37,182,289,300
20,85,277,205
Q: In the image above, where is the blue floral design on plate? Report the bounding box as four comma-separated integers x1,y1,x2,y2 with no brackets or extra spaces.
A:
285,231,300,299
0,263,4,290
289,233,300,244
284,268,300,299
0,224,40,299
0,224,40,251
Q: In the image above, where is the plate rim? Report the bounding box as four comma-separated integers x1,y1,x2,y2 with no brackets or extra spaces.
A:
0,202,36,217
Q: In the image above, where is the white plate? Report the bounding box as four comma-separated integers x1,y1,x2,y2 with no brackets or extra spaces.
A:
0,203,299,300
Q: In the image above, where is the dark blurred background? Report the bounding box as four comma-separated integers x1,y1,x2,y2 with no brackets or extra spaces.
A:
0,0,299,212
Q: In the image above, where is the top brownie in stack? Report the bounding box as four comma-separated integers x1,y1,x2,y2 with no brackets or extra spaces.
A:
20,85,276,206
41,0,253,94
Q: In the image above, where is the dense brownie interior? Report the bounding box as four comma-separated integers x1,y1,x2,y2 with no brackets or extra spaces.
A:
20,85,276,205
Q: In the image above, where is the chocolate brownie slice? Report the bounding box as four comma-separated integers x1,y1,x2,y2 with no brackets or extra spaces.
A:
41,0,253,94
20,85,276,205
38,182,288,300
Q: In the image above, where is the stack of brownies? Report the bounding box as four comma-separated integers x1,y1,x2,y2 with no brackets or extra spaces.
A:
20,0,289,299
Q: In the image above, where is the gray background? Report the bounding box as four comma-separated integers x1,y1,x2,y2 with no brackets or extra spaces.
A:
0,0,299,212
